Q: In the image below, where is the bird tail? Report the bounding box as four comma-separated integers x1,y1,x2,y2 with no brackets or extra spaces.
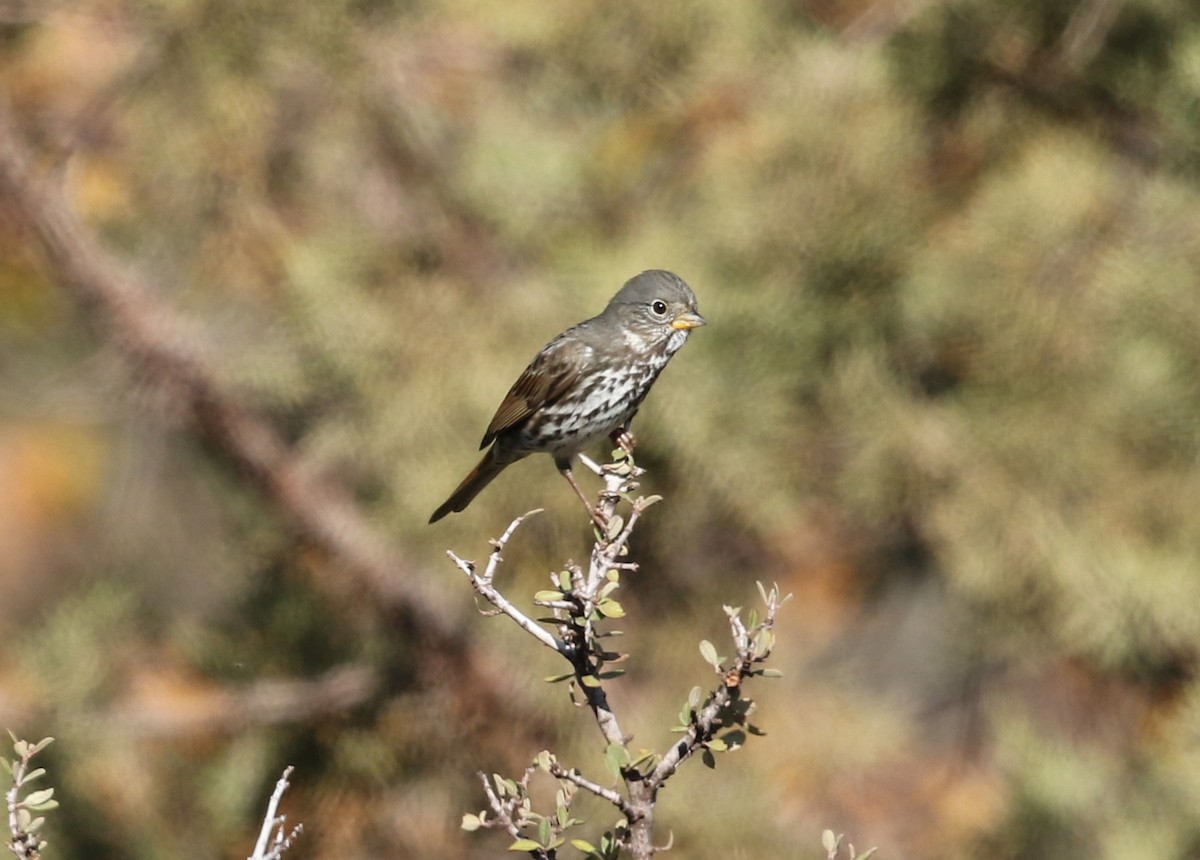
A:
428,451,511,523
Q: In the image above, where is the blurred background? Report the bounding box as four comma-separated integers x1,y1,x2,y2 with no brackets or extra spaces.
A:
2,0,1200,857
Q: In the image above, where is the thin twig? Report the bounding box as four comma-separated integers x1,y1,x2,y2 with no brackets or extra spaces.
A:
476,771,552,860
248,766,302,860
447,511,565,655
548,762,634,818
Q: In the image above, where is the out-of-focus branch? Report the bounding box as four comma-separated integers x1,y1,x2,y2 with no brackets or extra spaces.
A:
0,104,453,616
0,666,379,741
81,664,381,740
0,105,546,728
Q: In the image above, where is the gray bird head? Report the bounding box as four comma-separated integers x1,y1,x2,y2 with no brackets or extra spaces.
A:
605,270,706,339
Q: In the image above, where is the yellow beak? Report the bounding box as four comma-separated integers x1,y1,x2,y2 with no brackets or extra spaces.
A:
671,311,707,331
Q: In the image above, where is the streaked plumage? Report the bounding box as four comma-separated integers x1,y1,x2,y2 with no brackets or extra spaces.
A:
429,269,705,523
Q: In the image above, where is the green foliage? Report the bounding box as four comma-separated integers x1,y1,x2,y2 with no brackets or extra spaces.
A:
4,0,1200,857
5,734,58,859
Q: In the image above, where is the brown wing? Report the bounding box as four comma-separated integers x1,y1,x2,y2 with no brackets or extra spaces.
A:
480,333,591,448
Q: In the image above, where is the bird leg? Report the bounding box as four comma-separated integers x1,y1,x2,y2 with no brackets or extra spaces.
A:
559,466,609,530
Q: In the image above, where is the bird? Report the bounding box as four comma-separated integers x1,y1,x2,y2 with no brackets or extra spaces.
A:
429,269,705,524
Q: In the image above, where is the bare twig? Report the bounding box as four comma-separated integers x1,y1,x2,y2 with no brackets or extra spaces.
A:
447,510,564,655
547,761,632,817
248,766,303,860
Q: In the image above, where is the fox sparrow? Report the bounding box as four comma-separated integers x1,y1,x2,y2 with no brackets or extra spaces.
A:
429,269,705,523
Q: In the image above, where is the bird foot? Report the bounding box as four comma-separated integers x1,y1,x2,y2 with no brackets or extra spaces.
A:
586,505,611,532
610,429,637,456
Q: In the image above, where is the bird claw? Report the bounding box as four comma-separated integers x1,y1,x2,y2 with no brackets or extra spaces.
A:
587,506,611,532
610,429,637,456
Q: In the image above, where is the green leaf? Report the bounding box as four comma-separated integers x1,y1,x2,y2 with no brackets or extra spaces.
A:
544,672,574,684
508,838,543,851
605,515,624,539
534,590,565,603
640,494,663,507
854,849,879,859
29,738,53,756
822,830,840,852
706,738,727,752
701,750,716,769
22,767,46,783
752,629,775,658
537,816,552,846
598,669,625,680
629,749,657,773
604,742,630,780
462,813,483,831
699,640,721,670
760,668,784,678
605,569,620,582
580,674,602,688
21,788,54,808
534,750,554,771
596,599,625,619
606,743,631,767
571,838,597,853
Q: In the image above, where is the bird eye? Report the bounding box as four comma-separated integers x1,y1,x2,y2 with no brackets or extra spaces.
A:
651,300,668,316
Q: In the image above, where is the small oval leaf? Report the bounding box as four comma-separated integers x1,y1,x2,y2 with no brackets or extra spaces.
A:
21,788,54,807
